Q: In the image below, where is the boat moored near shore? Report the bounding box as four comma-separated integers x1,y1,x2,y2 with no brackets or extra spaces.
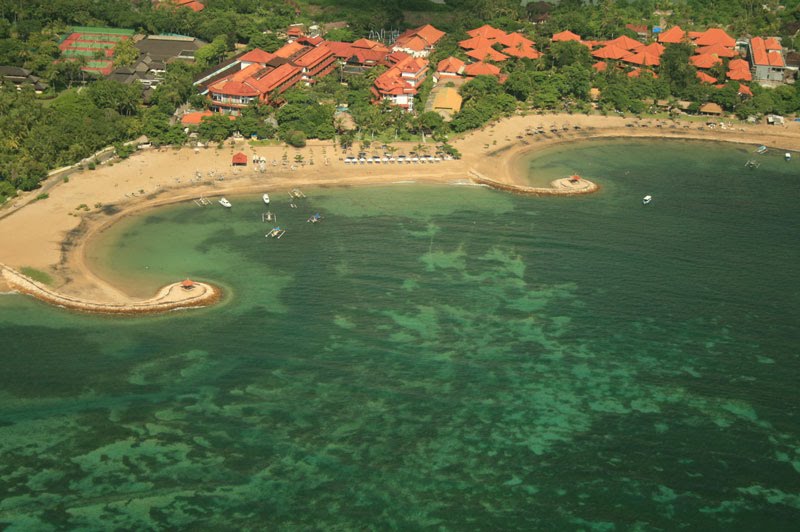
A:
219,197,232,208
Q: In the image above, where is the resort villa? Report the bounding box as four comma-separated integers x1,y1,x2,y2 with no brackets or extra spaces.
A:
194,39,336,114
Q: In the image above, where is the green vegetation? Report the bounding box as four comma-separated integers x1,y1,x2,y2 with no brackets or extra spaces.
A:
19,266,53,285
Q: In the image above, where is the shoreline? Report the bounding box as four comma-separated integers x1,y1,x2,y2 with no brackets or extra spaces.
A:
0,112,798,313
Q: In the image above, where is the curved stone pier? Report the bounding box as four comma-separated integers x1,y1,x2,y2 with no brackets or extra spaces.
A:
469,170,598,196
1,265,220,315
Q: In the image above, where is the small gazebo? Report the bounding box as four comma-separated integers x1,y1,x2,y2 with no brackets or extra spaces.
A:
181,279,195,290
231,152,248,166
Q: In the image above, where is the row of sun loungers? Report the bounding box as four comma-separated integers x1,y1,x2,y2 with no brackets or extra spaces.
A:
343,155,450,164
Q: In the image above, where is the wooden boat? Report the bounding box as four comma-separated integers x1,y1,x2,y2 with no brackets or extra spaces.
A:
266,227,285,239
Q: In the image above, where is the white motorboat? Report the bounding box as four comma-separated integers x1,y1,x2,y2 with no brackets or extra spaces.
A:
263,193,270,205
219,197,232,208
756,145,768,154
786,152,792,161
642,195,652,205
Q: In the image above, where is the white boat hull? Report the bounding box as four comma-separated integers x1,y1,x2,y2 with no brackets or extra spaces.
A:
263,194,270,205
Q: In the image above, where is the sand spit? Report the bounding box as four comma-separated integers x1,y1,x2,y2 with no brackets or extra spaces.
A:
1,264,220,315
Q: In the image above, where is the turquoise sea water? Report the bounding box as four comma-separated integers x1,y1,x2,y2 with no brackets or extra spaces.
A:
1,139,799,529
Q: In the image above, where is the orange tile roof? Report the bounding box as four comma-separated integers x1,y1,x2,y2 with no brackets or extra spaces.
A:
604,35,644,51
728,58,749,70
727,66,752,81
463,61,501,77
591,44,630,60
397,35,430,53
592,61,607,72
459,35,495,50
690,53,722,69
693,28,735,47
641,42,665,55
737,83,752,96
658,26,686,44
764,37,781,50
251,63,301,93
274,41,307,59
696,71,718,84
552,30,581,42
622,49,660,66
395,24,445,50
387,51,411,64
208,63,263,96
436,56,465,74
502,44,542,60
467,24,507,41
498,32,534,48
181,110,213,125
293,45,333,68
412,24,446,46
767,50,784,67
696,43,736,58
239,48,275,64
352,38,389,52
465,47,509,62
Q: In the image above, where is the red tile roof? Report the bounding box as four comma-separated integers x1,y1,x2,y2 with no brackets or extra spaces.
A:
293,45,333,68
498,32,534,48
181,110,213,125
641,42,665,55
352,38,389,52
239,48,275,64
552,30,581,42
459,35,495,50
727,65,752,81
696,43,736,58
626,23,648,34
411,24,446,46
466,47,509,62
604,35,644,51
737,83,752,96
251,63,301,93
693,28,735,47
436,56,465,74
502,44,542,60
767,50,784,67
728,58,749,70
690,53,722,69
696,71,718,84
622,49,660,66
657,26,686,44
750,37,784,67
592,61,607,72
591,44,630,60
274,41,307,60
463,61,501,77
394,24,445,50
467,24,507,41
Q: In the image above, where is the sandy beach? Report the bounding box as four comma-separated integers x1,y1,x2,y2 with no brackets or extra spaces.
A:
1,112,798,311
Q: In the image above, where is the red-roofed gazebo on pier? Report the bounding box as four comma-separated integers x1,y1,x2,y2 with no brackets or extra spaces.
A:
231,152,248,166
